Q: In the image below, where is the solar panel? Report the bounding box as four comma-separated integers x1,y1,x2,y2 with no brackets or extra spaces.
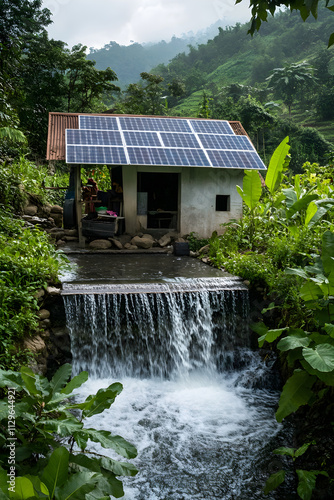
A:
207,150,266,169
190,119,234,135
127,147,210,167
66,129,122,146
198,134,254,151
160,132,201,149
119,116,192,133
66,114,267,170
124,131,161,147
79,115,119,131
66,145,127,164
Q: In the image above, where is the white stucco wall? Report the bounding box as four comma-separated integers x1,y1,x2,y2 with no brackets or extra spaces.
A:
122,165,244,238
179,167,243,238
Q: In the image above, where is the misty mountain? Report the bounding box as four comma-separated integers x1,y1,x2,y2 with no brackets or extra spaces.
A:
87,20,231,88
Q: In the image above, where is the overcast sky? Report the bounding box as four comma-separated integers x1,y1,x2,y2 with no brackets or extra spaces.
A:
42,0,252,49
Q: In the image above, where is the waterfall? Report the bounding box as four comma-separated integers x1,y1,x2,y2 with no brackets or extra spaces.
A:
61,261,285,500
63,279,250,379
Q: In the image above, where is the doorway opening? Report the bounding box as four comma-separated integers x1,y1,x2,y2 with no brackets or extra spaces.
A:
137,172,179,230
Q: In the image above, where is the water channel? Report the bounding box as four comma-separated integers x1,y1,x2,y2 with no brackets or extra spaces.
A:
61,254,289,499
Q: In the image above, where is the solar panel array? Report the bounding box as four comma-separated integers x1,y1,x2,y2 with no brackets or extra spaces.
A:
65,115,266,170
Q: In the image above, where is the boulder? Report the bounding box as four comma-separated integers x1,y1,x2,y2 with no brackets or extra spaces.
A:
46,286,61,296
89,239,112,249
24,335,47,356
50,205,63,214
34,288,45,300
158,234,172,247
131,236,154,249
109,238,123,250
118,234,132,245
38,309,50,320
24,204,38,216
142,234,155,241
124,243,138,249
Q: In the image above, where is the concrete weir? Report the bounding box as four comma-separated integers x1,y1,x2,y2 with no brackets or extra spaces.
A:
61,277,248,295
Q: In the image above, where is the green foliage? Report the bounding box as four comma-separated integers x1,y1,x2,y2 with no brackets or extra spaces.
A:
236,169,262,210
246,0,334,48
0,206,69,369
0,364,137,499
116,72,166,115
186,232,209,252
265,136,290,194
264,442,329,498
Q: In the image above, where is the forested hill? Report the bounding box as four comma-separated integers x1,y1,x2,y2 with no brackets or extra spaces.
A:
152,5,334,111
86,21,225,88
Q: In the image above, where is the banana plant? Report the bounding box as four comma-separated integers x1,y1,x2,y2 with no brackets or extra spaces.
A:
0,364,138,499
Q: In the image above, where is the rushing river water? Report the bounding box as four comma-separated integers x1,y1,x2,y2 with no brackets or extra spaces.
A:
61,254,287,499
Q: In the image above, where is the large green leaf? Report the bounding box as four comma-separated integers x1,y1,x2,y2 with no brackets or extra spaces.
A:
286,194,319,219
55,472,97,500
263,470,286,494
70,454,101,473
61,371,89,395
276,370,316,422
0,371,23,391
20,367,39,396
71,383,123,418
302,344,334,372
50,364,72,395
41,446,69,497
321,231,334,275
97,472,124,499
258,328,286,347
77,429,137,459
323,323,334,338
304,201,318,227
100,457,138,477
301,360,334,386
265,136,290,194
236,169,262,210
40,418,83,437
299,281,323,302
285,267,309,279
296,470,318,500
277,332,310,352
8,477,36,499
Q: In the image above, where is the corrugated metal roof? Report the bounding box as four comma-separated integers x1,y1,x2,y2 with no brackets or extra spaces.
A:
46,112,249,162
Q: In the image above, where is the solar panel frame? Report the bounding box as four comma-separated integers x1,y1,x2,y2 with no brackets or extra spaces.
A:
189,119,234,135
119,116,193,133
66,129,123,146
207,150,266,170
79,115,119,131
66,145,127,165
127,147,210,167
123,131,162,147
198,134,255,151
160,132,201,149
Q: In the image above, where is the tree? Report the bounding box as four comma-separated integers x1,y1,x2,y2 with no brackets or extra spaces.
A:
119,72,166,115
266,61,316,117
237,0,334,47
0,0,51,79
65,44,119,113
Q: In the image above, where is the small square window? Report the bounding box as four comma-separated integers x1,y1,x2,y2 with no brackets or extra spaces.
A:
216,195,230,211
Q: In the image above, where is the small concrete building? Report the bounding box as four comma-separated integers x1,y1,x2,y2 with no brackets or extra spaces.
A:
46,112,266,241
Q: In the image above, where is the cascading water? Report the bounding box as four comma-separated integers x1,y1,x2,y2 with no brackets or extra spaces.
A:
61,255,285,500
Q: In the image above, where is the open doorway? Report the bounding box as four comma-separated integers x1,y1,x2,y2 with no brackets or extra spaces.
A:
137,172,179,229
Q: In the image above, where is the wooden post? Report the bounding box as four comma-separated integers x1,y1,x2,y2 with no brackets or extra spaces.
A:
73,164,84,247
